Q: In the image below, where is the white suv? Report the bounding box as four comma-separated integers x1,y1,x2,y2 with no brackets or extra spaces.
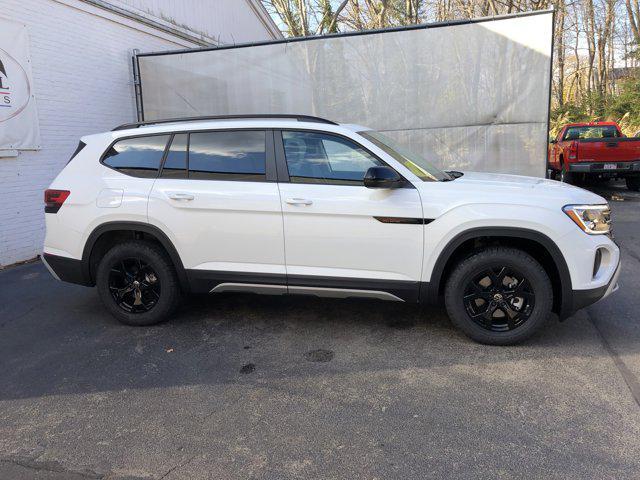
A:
43,115,620,345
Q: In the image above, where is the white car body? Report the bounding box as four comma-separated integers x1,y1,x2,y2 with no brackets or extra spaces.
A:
43,116,620,325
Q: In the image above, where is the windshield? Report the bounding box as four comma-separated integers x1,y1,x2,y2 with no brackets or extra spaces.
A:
358,131,451,182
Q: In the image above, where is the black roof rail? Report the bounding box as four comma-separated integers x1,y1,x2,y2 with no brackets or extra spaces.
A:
112,114,338,131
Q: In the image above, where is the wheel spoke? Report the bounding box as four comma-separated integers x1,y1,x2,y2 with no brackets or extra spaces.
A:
482,303,497,327
487,267,506,288
463,265,536,332
108,257,160,314
464,292,488,302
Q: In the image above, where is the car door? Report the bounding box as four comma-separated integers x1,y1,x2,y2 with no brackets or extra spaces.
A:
275,129,424,302
148,129,286,292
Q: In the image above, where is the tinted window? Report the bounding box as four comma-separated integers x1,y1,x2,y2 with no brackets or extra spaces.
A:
103,135,170,178
563,126,620,140
160,134,188,179
282,131,383,185
188,130,266,181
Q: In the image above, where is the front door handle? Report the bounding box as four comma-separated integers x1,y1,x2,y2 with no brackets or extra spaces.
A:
285,198,313,206
167,192,195,201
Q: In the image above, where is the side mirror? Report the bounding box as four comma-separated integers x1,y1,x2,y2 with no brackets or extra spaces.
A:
364,166,405,189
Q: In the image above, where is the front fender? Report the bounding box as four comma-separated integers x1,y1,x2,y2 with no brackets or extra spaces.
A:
421,204,575,316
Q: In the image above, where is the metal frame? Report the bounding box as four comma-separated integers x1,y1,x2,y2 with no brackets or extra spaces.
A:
113,114,338,131
545,8,556,177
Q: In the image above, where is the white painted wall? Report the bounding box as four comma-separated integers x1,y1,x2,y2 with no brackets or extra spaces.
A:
0,0,278,266
113,0,282,43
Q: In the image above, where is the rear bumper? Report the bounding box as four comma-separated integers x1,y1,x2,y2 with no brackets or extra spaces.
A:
570,259,620,313
569,161,640,174
41,253,92,286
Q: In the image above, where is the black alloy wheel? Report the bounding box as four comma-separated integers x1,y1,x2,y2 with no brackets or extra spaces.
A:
96,241,180,326
108,258,161,313
444,247,552,345
462,266,535,332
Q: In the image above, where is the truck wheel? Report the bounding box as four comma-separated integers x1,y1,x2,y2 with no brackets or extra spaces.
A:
96,241,181,326
626,176,640,191
444,247,552,345
559,166,573,184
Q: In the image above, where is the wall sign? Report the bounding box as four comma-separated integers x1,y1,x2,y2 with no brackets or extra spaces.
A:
0,16,39,150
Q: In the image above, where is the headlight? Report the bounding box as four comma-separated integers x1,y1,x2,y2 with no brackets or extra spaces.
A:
563,204,611,235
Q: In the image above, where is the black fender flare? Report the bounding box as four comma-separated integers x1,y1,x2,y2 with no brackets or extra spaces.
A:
81,221,190,292
422,227,574,318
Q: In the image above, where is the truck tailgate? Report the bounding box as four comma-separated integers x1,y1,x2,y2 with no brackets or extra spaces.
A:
577,138,640,162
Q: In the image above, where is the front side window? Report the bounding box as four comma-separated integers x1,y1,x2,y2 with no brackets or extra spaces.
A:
103,135,170,178
282,131,383,185
188,130,266,181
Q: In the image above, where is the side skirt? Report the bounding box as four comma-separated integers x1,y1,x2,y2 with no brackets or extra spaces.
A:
186,270,424,303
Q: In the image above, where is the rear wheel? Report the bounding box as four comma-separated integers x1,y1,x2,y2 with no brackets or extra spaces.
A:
96,241,180,326
444,247,552,345
559,163,573,184
626,176,640,191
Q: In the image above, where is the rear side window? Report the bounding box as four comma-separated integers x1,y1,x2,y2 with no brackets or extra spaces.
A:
188,130,266,181
102,135,170,178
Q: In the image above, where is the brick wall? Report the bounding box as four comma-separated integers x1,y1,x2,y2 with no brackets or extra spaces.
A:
0,0,202,266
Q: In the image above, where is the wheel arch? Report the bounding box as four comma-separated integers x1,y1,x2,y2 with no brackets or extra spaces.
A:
424,227,574,318
81,221,190,292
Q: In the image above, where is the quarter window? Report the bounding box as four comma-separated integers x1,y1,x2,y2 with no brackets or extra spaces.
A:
103,135,170,178
282,131,383,185
188,130,266,181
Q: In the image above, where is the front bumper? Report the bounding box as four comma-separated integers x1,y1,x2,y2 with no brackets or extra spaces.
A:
571,259,620,313
569,160,640,174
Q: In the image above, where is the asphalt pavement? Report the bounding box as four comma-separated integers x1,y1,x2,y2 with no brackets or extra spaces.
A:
1,180,639,479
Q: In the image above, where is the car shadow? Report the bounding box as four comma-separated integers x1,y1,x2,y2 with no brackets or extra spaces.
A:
1,259,636,403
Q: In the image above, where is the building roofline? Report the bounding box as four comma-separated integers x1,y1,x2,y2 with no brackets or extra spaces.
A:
244,0,284,40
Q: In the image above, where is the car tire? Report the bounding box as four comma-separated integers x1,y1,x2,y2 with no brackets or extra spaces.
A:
559,165,573,184
444,247,552,345
626,176,640,191
96,241,181,326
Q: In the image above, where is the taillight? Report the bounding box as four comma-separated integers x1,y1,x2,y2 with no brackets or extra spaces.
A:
44,189,70,213
569,140,578,160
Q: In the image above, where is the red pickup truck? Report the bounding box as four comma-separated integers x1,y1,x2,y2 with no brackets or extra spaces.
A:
549,121,640,191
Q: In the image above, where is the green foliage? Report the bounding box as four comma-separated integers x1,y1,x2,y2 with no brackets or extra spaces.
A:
551,75,640,137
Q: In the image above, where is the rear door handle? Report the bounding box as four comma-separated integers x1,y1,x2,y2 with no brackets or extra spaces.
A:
167,192,195,201
285,198,313,206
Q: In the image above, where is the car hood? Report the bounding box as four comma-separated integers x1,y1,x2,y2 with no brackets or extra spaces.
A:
450,171,606,205
414,171,607,217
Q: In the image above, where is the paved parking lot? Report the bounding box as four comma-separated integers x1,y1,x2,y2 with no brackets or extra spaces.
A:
1,181,639,479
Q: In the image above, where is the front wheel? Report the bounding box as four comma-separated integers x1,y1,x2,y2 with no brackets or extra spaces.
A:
444,247,552,345
96,241,181,326
626,176,640,192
